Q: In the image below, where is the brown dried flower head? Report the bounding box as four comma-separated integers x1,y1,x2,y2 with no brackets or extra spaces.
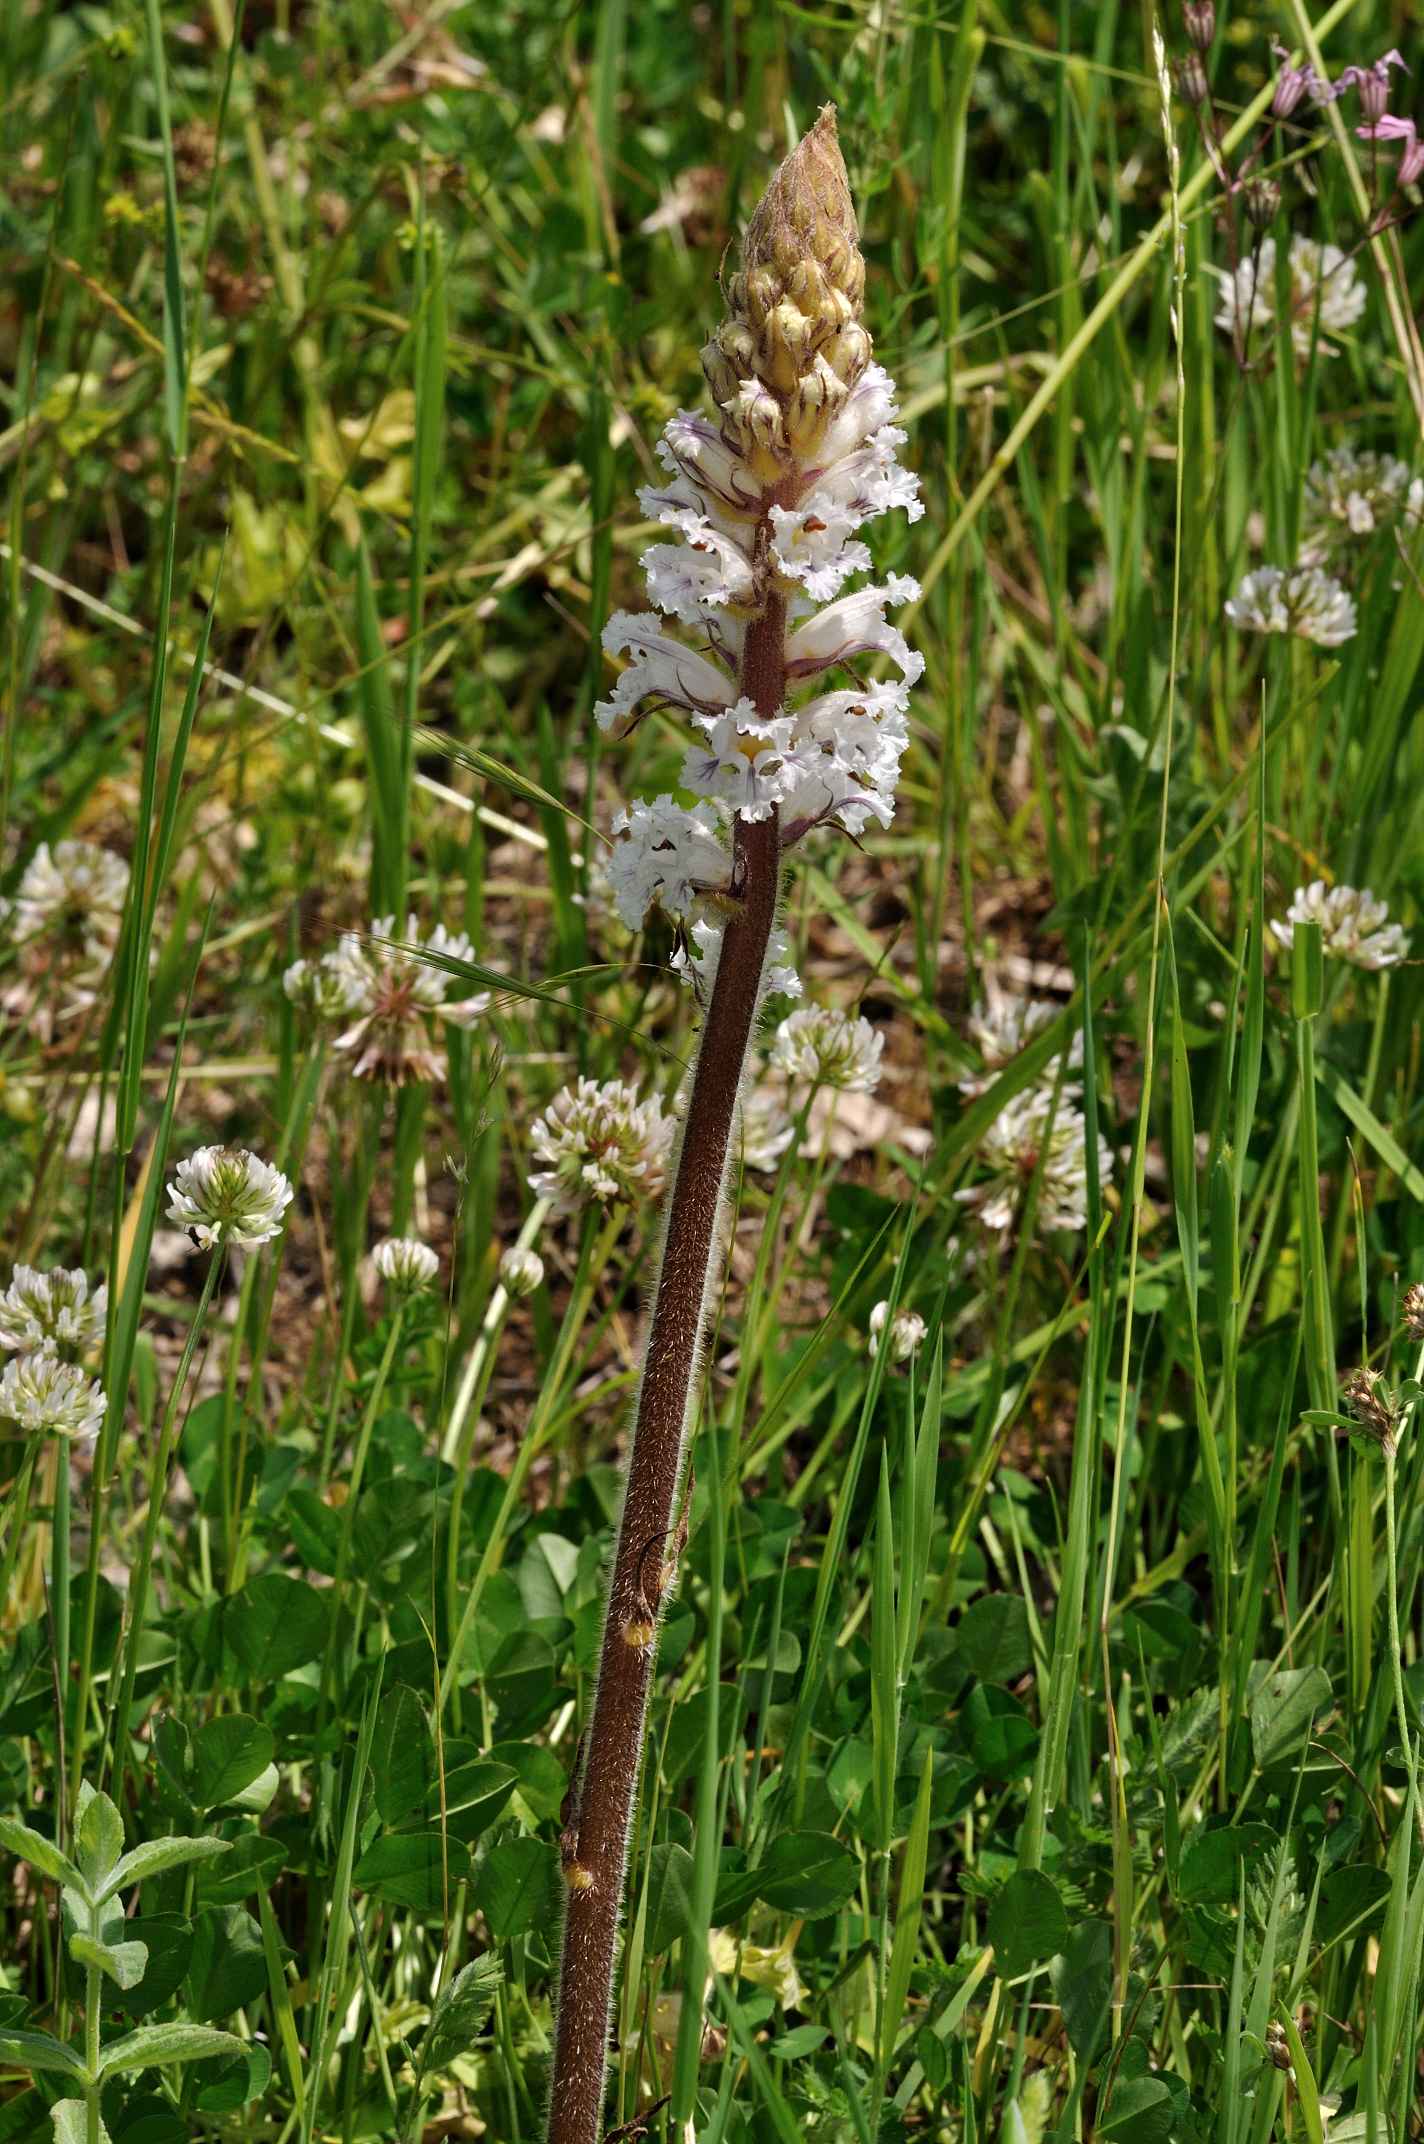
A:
1340,1366,1401,1460
1402,1280,1424,1343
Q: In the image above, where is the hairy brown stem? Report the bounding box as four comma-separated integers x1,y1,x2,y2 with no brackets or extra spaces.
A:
546,594,787,2144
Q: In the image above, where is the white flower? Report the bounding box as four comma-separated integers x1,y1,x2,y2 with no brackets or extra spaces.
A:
0,1266,107,1359
598,353,919,885
869,1300,927,1364
605,797,730,929
1213,235,1367,360
1269,881,1408,970
0,1354,106,1445
785,579,924,687
1300,446,1424,562
769,1006,883,1093
738,1080,794,1172
655,411,764,517
768,500,872,602
528,1078,675,1210
818,363,903,461
499,1246,545,1297
591,119,919,1013
671,918,801,1005
283,955,359,1020
706,1926,807,2010
8,840,129,951
595,612,737,735
166,1146,295,1249
681,702,810,823
3,840,130,1032
779,679,910,836
957,1090,1111,1238
372,1237,439,1292
329,915,492,1085
959,995,1082,1098
640,524,755,622
1224,565,1356,646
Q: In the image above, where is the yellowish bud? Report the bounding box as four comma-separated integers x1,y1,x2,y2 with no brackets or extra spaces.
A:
743,269,781,329
823,322,871,385
786,358,849,455
701,341,738,405
717,322,757,373
733,384,786,457
761,301,814,389
562,1860,596,1891
786,259,828,310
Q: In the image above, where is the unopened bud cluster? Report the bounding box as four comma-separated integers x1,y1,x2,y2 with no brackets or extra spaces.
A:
705,110,869,467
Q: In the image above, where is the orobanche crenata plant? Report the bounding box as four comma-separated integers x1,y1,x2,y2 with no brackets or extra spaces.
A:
547,105,920,2143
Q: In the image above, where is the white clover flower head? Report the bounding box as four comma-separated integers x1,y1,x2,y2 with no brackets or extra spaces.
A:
283,955,359,1021
328,914,492,1085
868,1299,927,1364
1269,881,1408,970
0,1266,107,1359
1213,234,1367,361
166,1146,295,1250
1224,565,1356,647
10,840,129,952
605,796,730,931
738,1079,795,1172
371,1237,439,1293
499,1246,546,1298
1301,445,1424,562
960,994,1082,1098
4,840,131,1033
0,1354,107,1445
958,1090,1112,1238
528,1078,675,1211
769,1005,884,1093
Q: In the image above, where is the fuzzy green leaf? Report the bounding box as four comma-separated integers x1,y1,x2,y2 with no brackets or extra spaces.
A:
423,1956,503,2074
0,2028,87,2079
96,2023,245,2077
68,1932,150,1992
0,1819,85,1899
50,2101,112,2144
98,1835,231,1905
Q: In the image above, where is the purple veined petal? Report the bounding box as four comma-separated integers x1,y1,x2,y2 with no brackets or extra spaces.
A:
658,410,766,516
784,583,926,683
640,532,756,622
1357,112,1417,141
596,612,740,731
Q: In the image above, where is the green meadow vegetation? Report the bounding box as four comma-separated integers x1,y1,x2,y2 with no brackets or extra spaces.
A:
2,1,1424,2138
